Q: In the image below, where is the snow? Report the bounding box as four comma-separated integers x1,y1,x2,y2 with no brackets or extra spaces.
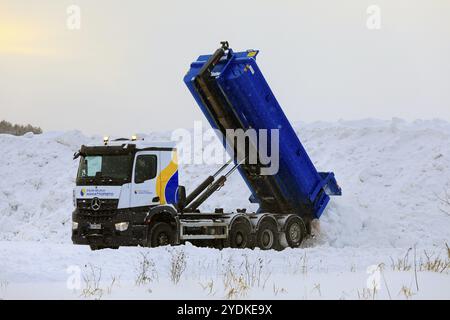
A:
0,119,449,299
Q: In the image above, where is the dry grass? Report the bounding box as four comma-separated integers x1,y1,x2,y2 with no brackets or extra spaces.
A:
390,246,449,274
243,256,271,288
357,287,377,300
221,255,273,299
390,248,413,271
199,280,216,296
419,250,450,273
399,285,414,299
224,275,250,299
311,283,321,297
81,264,103,299
0,280,8,291
435,189,450,216
169,249,187,285
273,284,288,296
300,252,308,275
135,252,159,286
106,275,118,295
0,279,9,298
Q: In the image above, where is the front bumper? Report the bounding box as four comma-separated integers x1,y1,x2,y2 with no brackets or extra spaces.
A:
72,208,148,247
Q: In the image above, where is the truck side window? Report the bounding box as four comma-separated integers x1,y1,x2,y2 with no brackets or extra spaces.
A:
134,155,157,184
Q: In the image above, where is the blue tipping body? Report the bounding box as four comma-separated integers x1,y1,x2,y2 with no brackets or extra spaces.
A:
184,47,341,219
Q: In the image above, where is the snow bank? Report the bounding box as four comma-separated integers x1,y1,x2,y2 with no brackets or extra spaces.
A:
1,119,449,250
0,131,96,241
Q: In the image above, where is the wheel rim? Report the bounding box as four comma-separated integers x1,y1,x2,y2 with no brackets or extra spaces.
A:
288,222,301,243
261,229,274,249
235,232,245,247
157,232,169,246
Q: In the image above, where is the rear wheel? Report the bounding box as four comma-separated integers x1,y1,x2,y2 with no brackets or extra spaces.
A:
149,222,174,247
256,221,279,250
284,216,307,248
229,221,251,249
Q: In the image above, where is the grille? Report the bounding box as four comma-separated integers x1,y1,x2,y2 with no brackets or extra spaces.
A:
78,208,117,218
77,199,119,211
78,213,115,223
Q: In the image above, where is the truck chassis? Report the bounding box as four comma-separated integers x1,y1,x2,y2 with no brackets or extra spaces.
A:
72,205,308,251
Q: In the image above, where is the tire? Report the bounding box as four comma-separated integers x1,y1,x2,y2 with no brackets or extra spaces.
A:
256,221,279,250
149,222,174,247
89,245,118,250
89,245,105,251
229,221,251,249
284,216,307,248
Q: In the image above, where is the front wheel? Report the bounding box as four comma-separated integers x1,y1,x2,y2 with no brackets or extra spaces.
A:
89,245,118,251
148,222,175,247
89,245,105,251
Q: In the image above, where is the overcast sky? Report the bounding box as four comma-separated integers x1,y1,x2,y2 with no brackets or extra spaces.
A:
1,0,449,136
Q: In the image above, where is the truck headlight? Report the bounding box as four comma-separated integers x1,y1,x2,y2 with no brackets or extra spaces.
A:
72,222,79,230
115,222,129,232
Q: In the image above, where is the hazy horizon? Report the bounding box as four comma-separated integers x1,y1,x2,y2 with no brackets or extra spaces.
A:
1,0,450,136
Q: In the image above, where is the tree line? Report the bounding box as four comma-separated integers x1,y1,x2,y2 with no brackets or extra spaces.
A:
0,120,43,135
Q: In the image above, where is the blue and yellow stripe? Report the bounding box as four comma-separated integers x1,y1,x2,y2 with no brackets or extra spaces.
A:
156,151,179,204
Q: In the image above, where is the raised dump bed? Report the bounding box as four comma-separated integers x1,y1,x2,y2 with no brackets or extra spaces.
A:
184,42,341,219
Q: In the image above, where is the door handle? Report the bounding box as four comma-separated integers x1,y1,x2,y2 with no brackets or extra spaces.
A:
152,196,160,203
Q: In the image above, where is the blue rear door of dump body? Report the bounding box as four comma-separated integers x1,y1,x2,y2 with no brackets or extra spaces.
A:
184,46,341,219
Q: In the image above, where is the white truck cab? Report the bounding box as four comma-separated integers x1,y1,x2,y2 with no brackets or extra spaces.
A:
72,138,188,250
74,139,179,210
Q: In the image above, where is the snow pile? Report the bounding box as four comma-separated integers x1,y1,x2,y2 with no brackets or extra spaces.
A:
0,119,449,250
1,119,449,299
303,118,450,248
0,131,97,241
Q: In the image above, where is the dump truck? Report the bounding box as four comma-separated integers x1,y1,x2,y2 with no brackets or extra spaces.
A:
71,42,341,250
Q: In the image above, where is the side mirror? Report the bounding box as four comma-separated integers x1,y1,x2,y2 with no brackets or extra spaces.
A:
177,185,186,212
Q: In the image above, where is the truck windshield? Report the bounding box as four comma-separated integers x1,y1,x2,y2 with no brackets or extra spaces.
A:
77,155,133,184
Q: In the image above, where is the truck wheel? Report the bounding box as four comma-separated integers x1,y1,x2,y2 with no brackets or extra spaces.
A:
229,221,251,249
89,245,105,251
149,222,174,247
256,221,279,250
284,216,306,248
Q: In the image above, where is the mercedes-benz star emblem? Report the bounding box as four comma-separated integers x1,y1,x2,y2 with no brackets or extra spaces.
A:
91,197,101,211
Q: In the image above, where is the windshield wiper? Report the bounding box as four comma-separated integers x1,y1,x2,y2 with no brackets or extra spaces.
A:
94,172,127,182
95,173,113,181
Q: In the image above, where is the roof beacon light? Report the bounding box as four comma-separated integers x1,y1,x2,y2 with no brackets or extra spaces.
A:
103,136,109,145
131,135,137,141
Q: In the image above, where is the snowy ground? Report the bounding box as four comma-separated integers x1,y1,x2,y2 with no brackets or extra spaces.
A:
0,119,449,299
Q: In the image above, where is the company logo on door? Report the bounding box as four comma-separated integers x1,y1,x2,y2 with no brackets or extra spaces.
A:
80,188,114,197
134,190,153,195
